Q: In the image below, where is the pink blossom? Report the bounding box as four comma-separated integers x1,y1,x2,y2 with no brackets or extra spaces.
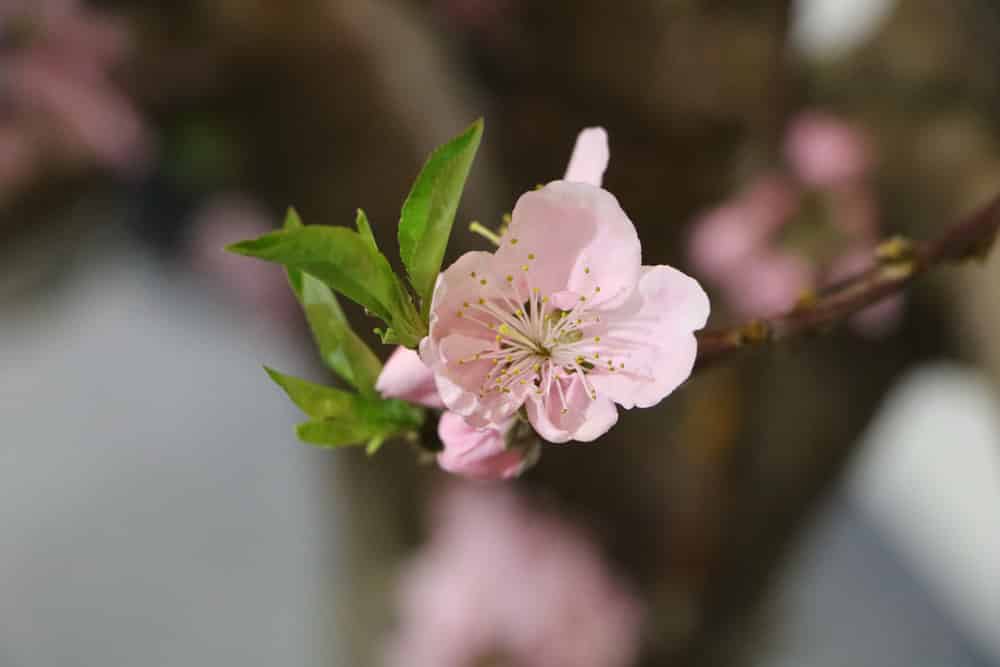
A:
377,347,446,409
0,0,151,181
436,413,532,480
384,484,644,667
421,129,710,443
785,111,872,189
186,195,297,321
688,111,902,336
722,250,813,317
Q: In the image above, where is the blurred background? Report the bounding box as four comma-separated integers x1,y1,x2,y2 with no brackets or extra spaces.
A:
1,0,998,665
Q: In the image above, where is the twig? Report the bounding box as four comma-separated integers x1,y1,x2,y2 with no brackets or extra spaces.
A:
694,192,1000,369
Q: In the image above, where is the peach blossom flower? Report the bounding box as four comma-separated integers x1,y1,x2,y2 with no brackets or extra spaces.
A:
421,128,709,443
384,484,644,667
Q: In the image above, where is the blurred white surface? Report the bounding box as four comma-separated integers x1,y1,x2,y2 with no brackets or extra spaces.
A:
850,364,1000,661
793,0,898,61
0,244,336,667
768,363,999,667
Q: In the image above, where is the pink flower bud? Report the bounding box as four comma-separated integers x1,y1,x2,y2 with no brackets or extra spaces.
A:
376,347,445,409
437,413,531,480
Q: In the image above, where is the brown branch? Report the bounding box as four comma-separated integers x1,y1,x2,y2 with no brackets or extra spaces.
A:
695,192,1000,369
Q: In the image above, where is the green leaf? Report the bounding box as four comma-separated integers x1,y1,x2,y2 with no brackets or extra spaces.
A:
354,208,378,252
398,118,484,317
264,367,354,418
296,420,378,448
365,434,387,456
228,225,425,346
266,367,425,450
278,209,382,392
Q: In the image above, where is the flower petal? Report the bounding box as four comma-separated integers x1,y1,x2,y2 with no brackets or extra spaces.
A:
590,265,709,409
563,127,609,187
527,376,618,443
437,413,525,480
495,181,641,310
376,346,444,408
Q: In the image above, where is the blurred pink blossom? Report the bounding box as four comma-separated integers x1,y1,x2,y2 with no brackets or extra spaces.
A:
384,484,644,667
0,0,151,200
785,111,873,189
186,195,296,322
688,112,902,337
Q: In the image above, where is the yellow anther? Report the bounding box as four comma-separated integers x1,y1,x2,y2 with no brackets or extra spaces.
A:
506,275,513,282
480,279,487,285
584,267,591,274
456,311,464,318
528,253,536,260
470,271,477,278
478,298,485,305
510,238,519,245
521,265,529,271
594,336,601,343
594,286,601,293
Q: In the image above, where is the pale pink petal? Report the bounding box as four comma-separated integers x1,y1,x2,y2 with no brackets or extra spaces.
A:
563,127,609,187
495,181,641,309
589,266,709,409
437,413,526,480
376,347,444,408
526,377,618,443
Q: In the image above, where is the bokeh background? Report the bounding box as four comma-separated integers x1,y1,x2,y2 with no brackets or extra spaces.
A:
1,0,998,665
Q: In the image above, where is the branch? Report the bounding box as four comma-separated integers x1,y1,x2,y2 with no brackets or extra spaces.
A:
695,192,1000,369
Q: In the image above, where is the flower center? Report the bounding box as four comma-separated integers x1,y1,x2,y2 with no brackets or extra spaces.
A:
454,255,628,414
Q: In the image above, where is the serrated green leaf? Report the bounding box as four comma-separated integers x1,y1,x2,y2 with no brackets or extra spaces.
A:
228,225,425,346
398,118,483,317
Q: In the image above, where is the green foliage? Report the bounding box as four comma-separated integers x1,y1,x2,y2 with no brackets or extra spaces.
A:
228,222,425,347
398,118,484,317
282,209,382,395
228,119,487,455
265,367,424,450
